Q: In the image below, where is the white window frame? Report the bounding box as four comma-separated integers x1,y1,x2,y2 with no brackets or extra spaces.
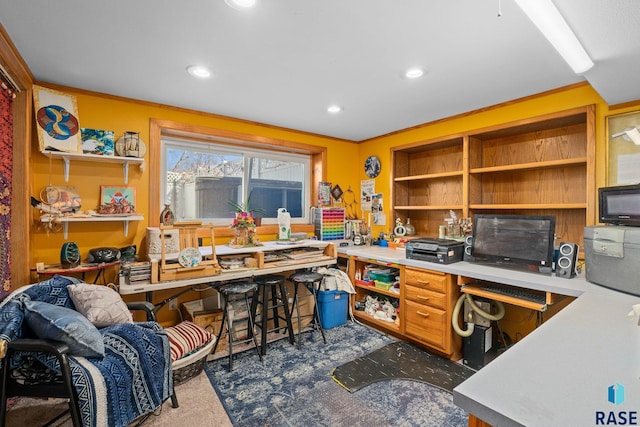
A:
160,136,311,226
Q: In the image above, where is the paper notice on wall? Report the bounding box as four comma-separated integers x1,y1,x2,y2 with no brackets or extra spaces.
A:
361,179,374,211
373,213,386,226
617,153,640,184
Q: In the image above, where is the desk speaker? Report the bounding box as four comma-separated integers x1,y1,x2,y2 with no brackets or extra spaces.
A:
556,242,579,279
463,235,474,262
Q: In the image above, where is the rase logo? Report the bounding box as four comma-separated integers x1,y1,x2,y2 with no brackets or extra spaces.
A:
610,383,626,406
596,383,638,425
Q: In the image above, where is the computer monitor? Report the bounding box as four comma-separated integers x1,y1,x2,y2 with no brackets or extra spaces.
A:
599,184,640,226
471,214,556,275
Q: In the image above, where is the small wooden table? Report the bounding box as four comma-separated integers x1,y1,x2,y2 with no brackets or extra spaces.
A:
34,260,121,284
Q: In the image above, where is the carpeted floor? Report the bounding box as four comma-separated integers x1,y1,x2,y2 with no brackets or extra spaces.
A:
205,321,469,426
7,322,471,426
5,369,231,427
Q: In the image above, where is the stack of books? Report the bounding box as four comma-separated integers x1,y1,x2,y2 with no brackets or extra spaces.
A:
123,261,151,285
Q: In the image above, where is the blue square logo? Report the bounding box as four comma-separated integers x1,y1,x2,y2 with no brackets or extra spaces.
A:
608,383,625,406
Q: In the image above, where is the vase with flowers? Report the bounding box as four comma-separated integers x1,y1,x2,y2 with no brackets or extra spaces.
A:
227,192,265,248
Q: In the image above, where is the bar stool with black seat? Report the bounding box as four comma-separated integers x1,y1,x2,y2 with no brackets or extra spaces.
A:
213,280,263,371
251,274,296,355
289,270,327,349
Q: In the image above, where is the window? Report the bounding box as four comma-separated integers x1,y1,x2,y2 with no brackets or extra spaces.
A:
161,137,311,225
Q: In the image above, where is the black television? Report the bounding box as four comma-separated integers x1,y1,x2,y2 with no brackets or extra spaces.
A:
471,214,556,275
599,184,640,226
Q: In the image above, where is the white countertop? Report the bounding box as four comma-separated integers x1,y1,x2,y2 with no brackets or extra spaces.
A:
337,245,640,426
121,240,334,295
149,239,331,260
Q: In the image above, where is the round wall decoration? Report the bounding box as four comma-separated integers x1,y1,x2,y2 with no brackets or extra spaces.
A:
364,155,381,178
37,105,79,140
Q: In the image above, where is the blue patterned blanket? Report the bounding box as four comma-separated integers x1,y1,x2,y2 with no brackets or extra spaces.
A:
0,276,173,427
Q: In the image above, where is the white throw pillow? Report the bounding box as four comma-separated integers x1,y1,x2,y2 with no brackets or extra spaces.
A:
67,283,133,327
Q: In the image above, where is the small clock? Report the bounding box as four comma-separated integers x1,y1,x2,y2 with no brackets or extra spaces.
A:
364,155,381,178
353,234,364,246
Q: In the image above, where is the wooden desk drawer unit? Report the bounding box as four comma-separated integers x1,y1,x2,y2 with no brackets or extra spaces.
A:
402,266,460,359
404,300,447,349
404,284,446,310
404,268,447,293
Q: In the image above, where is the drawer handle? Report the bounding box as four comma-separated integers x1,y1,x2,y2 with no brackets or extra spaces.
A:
417,280,431,285
416,295,430,301
416,310,430,317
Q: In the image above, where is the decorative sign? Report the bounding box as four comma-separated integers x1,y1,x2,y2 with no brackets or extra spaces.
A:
33,85,82,153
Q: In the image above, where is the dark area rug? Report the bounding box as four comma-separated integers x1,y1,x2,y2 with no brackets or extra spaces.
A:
204,321,469,426
332,340,476,393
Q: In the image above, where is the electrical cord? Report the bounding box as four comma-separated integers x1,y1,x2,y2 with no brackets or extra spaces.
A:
452,293,506,337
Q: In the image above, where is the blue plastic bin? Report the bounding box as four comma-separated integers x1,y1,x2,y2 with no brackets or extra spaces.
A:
317,290,348,329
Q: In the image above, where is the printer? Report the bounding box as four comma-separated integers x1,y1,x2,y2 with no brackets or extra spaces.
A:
405,237,464,264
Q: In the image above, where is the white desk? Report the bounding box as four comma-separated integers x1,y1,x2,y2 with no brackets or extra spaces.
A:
120,240,336,296
337,246,640,426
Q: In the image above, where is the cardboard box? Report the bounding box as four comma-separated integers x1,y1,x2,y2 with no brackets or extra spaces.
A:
181,296,253,354
181,300,228,354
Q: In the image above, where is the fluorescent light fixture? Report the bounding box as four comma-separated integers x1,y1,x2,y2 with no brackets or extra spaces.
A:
327,105,342,114
224,0,256,10
405,67,424,79
515,0,594,74
613,128,640,146
186,65,212,79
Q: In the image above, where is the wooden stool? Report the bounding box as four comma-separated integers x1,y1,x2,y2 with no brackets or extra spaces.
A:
213,280,262,371
289,271,327,349
251,275,295,355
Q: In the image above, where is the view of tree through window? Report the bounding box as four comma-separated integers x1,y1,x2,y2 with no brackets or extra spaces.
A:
162,138,309,224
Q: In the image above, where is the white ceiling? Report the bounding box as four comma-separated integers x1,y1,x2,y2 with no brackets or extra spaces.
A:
1,0,639,142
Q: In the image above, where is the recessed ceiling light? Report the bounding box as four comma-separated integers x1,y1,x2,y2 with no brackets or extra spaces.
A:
186,65,212,79
327,105,342,114
224,0,257,10
405,67,425,79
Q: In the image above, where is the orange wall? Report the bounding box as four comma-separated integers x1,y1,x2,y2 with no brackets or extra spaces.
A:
359,83,640,237
30,89,360,271
30,83,640,274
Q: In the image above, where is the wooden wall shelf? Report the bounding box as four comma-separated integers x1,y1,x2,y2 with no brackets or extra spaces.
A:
469,157,587,174
391,105,596,246
394,170,464,181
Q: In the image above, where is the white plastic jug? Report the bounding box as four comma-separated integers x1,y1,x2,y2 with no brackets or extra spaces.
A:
277,208,291,240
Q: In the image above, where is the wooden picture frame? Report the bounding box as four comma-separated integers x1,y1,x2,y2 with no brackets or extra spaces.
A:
606,109,640,186
33,85,82,153
98,186,136,215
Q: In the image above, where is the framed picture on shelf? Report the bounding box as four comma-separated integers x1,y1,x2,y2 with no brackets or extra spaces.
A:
98,186,136,215
33,85,82,153
81,128,115,155
607,109,640,185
